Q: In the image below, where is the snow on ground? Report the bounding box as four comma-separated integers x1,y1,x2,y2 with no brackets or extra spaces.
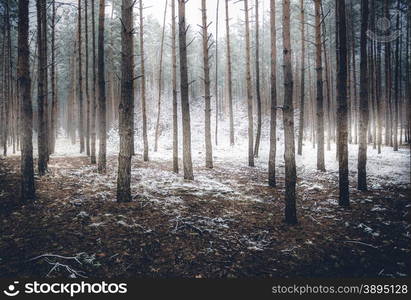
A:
5,99,410,192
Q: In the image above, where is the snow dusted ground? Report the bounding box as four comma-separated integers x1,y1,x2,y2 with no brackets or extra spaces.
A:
5,100,410,192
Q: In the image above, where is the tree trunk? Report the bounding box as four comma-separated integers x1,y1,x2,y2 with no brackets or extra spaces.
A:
154,0,168,152
36,0,48,175
297,0,305,156
336,0,349,206
244,0,254,167
178,0,194,180
225,0,234,146
268,0,277,187
85,0,90,156
50,0,57,154
393,0,400,151
171,0,178,172
253,0,262,157
201,0,214,169
117,0,135,203
18,0,36,201
98,0,107,173
215,0,219,146
78,0,85,153
90,0,97,164
314,0,325,172
282,0,297,225
358,0,369,191
139,0,149,162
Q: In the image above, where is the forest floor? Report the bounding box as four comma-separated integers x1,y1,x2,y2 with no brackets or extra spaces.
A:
0,141,410,278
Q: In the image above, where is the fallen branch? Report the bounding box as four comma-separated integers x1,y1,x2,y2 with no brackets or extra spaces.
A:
343,240,379,249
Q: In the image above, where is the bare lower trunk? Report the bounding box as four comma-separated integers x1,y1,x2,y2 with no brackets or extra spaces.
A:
201,0,213,169
178,0,193,180
297,0,305,156
254,0,262,157
90,0,97,164
171,0,178,172
19,0,36,201
244,0,254,167
225,0,234,146
282,0,297,224
268,0,277,187
98,0,107,173
117,0,135,203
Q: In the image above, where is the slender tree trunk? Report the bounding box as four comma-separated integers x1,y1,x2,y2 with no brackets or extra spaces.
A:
350,0,358,145
244,0,254,167
315,0,325,171
178,0,194,180
297,0,305,156
215,0,219,146
154,0,168,152
18,0,36,201
36,0,48,175
85,0,90,156
201,0,213,169
268,0,277,187
225,0,234,146
253,0,262,157
117,0,135,203
98,0,107,173
171,0,178,172
358,0,369,191
50,0,57,154
336,0,349,206
282,0,297,225
77,0,85,153
90,0,97,164
393,0,400,151
139,0,149,162
384,0,392,146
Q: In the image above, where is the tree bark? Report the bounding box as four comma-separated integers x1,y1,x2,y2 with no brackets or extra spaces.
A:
90,0,97,164
297,0,305,156
50,0,57,154
336,0,349,206
139,0,149,162
98,0,107,173
78,0,85,153
253,0,262,157
358,0,369,191
117,0,135,203
178,0,194,180
201,0,214,169
244,0,254,167
314,0,325,172
18,0,36,201
85,0,90,156
171,0,178,172
36,0,48,175
268,0,277,187
225,0,234,146
282,0,297,224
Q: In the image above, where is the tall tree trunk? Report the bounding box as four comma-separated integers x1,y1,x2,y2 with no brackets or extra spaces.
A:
268,0,277,187
77,0,85,153
393,0,400,151
225,0,234,146
282,0,297,225
336,0,349,206
36,0,48,175
98,0,107,173
85,0,90,156
154,0,168,152
50,0,57,154
215,0,219,146
253,0,262,157
90,0,97,164
201,0,213,169
244,0,254,167
117,0,135,203
314,0,325,171
18,0,36,201
171,0,178,172
178,0,194,180
139,0,149,162
297,0,305,156
358,0,369,191
350,0,358,145
384,0,392,146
